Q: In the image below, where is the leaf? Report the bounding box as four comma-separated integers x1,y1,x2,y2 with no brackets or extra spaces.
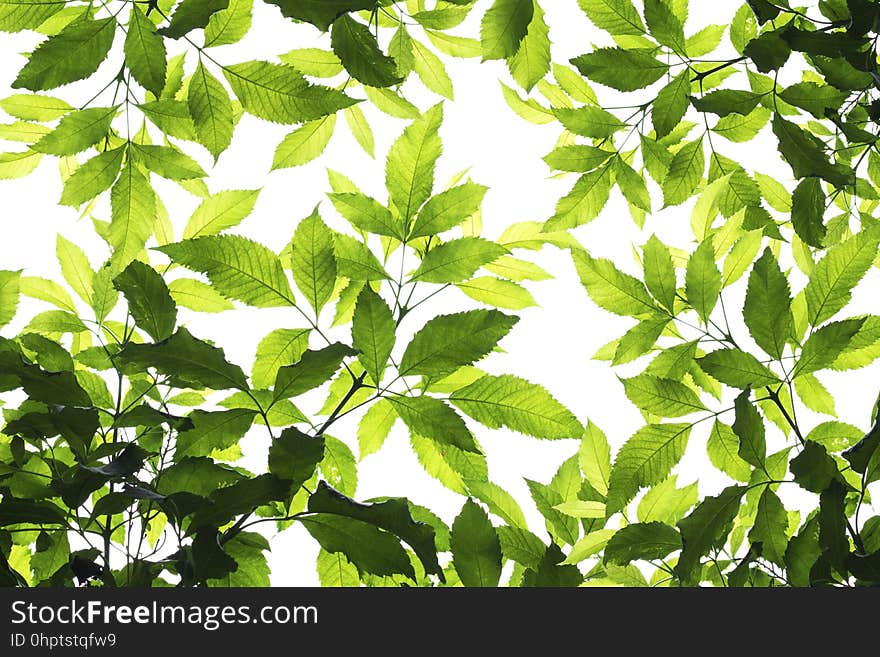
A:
291,210,336,314
793,319,865,378
59,147,123,207
329,192,402,239
300,514,413,579
223,60,356,124
190,474,289,530
606,423,692,513
182,189,261,238
263,0,375,31
132,144,206,180
188,61,234,160
386,103,443,224
604,522,682,566
118,327,248,390
158,235,293,307
451,499,501,586
732,391,765,469
772,115,851,188
175,408,256,458
790,441,838,493
690,89,763,117
168,278,234,313
697,349,780,388
389,395,478,453
333,234,390,280
613,158,651,212
268,426,324,486
308,481,441,579
358,398,396,459
637,476,698,524
13,18,116,91
642,236,676,311
273,343,355,401
410,183,488,238
0,270,21,329
621,374,707,417
570,47,668,92
576,0,645,35
208,532,269,587
161,0,229,38
662,137,704,206
480,0,533,61
204,0,253,47
553,106,626,138
331,14,402,87
791,177,826,248
653,71,690,138
804,229,880,326
411,37,454,100
32,106,116,156
507,3,550,91
450,374,582,439
125,5,166,96
399,309,518,379
351,288,394,385
674,485,745,583
412,237,506,284
684,239,721,324
579,421,611,496
112,260,177,342
108,161,156,274
645,0,685,51
743,248,793,359
0,497,67,527
271,115,336,169
743,29,790,72
543,144,612,173
553,500,605,518
572,250,657,318
251,327,309,389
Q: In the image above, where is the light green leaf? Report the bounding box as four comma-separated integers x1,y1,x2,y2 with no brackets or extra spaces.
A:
132,144,206,181
59,147,124,207
168,278,235,313
571,47,667,91
410,182,487,238
188,61,234,160
662,136,704,207
480,0,533,61
576,0,645,35
32,106,116,156
743,248,792,360
451,499,501,587
386,103,443,224
251,328,310,389
291,210,336,314
573,250,657,317
637,476,698,524
108,161,156,274
0,270,21,329
329,192,403,240
183,189,261,238
333,234,390,281
653,71,690,138
204,0,253,47
455,276,536,310
642,235,676,311
389,395,478,453
125,5,166,96
707,420,752,482
358,399,396,459
412,237,506,284
351,287,395,385
507,3,550,91
0,93,71,121
685,238,721,324
175,408,256,458
697,348,780,388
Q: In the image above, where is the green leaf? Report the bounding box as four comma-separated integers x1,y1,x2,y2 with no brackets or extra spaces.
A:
182,189,261,238
553,500,605,518
743,248,793,359
109,161,156,274
480,0,533,61
263,0,375,31
268,426,324,486
748,487,788,565
604,521,682,566
466,479,528,528
793,319,865,378
642,235,676,311
358,398,396,459
223,60,356,124
316,549,359,586
399,309,518,379
743,29,790,72
570,47,668,92
732,391,765,469
351,288,394,385
271,115,336,169
412,237,506,284
308,481,442,579
451,499,501,586
13,18,116,91
576,0,645,35
580,421,611,496
32,106,116,156
708,421,751,482
273,343,355,402
507,3,550,91
158,235,293,307
791,177,826,248
303,513,416,579
389,395,478,453
772,115,851,188
175,408,256,458
125,5,166,96
451,374,582,439
690,89,763,117
804,229,880,326
653,71,690,139
0,0,65,32
411,37,454,100
59,147,124,207
684,238,721,324
168,278,234,313
644,0,685,51
497,525,545,567
132,144,206,181
112,260,177,342
118,327,249,390
637,476,698,524
456,277,536,310
409,183,487,238
613,158,651,212
606,423,692,513
386,103,443,223
662,136,704,206
0,497,67,527
208,532,269,587
790,441,838,493
204,0,253,47
553,106,625,138
291,209,336,314
333,234,390,281
329,192,402,240
621,374,707,417
545,166,613,230
331,14,402,87
188,61,234,160
697,349,780,388
0,270,21,329
573,250,657,318
251,327,309,389
0,93,71,121
543,144,612,173
161,0,230,38
674,485,745,583
190,474,289,531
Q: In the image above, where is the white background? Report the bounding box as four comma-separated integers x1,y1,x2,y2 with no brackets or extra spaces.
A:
1,1,878,585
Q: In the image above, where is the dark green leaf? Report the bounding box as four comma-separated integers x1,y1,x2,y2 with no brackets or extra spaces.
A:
113,260,177,342
675,485,745,583
604,521,682,566
450,499,502,586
